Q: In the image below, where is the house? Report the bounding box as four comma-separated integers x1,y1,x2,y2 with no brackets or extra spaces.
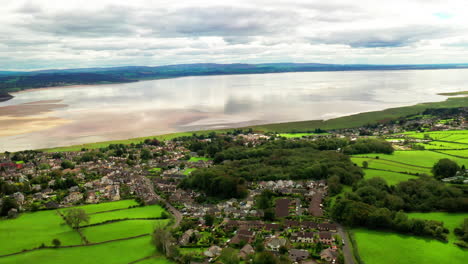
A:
179,229,197,246
264,223,281,231
275,198,292,218
291,232,315,243
284,220,299,228
239,244,255,259
204,245,222,258
230,229,255,245
318,223,338,232
320,248,339,263
302,221,318,229
308,191,324,217
318,231,334,245
265,237,287,251
289,249,310,262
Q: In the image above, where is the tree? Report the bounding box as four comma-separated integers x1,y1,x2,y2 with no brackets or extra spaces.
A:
0,196,18,216
362,161,368,169
52,238,61,248
64,209,89,229
152,227,175,256
220,247,240,264
253,252,280,264
61,160,75,169
140,149,152,160
432,159,459,179
327,175,342,196
204,214,215,226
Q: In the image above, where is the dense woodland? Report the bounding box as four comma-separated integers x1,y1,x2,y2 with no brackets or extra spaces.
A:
180,139,364,198
332,177,467,241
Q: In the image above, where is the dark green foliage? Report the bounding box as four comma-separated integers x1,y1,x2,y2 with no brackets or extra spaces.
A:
52,238,61,248
0,196,18,216
432,159,460,180
60,160,75,169
204,214,215,226
64,209,89,229
343,139,394,155
331,177,465,240
181,140,362,198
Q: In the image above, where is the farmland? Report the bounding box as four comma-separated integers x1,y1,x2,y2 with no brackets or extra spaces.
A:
362,169,418,185
352,227,468,264
278,132,330,138
0,200,171,263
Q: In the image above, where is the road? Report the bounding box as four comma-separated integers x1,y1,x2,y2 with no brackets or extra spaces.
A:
337,224,355,264
155,193,183,228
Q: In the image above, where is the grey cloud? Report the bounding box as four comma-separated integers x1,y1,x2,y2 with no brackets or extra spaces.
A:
310,25,456,48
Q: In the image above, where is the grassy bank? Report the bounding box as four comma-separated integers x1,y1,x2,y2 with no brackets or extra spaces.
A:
39,95,468,153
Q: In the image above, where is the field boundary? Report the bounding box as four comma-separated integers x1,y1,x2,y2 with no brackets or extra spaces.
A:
348,230,365,264
80,217,166,228
0,234,150,258
352,156,432,169
431,150,468,159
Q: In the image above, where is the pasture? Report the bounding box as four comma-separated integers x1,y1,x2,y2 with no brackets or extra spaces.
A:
278,133,329,138
351,157,431,175
362,169,418,185
352,228,468,264
407,212,468,242
0,200,171,263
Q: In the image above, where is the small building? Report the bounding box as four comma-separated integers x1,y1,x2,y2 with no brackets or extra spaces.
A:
289,249,310,262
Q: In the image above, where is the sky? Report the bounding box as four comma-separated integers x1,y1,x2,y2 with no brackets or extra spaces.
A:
1,0,468,70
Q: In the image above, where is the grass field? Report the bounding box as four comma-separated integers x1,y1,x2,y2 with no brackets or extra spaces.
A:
59,200,139,215
251,96,468,133
401,130,468,143
353,150,468,173
352,228,467,264
351,157,432,175
0,201,171,263
82,219,170,243
437,149,468,158
183,168,197,175
415,141,468,150
81,204,165,225
0,236,173,264
278,133,330,138
407,212,468,242
0,210,81,255
362,169,418,185
188,157,211,162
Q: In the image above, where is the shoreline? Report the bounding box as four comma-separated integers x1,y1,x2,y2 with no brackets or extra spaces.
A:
33,94,468,153
4,67,468,98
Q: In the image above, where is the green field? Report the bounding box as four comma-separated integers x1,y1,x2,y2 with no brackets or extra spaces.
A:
415,141,468,150
401,130,468,143
188,157,211,162
351,157,431,175
353,150,468,174
352,228,467,264
0,201,171,263
362,169,418,185
407,212,468,242
81,204,165,225
278,133,330,138
59,200,139,215
183,168,197,175
251,96,468,132
437,149,468,158
82,219,170,243
0,210,81,255
0,236,173,264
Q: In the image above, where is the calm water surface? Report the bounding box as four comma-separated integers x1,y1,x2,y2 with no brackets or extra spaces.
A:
0,69,467,151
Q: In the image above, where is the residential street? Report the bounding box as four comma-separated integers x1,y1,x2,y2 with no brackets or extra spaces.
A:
337,225,355,264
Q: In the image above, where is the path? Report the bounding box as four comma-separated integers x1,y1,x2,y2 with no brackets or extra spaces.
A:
154,193,182,228
337,224,355,264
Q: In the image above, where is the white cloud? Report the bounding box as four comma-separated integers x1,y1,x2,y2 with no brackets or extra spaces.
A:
1,0,468,70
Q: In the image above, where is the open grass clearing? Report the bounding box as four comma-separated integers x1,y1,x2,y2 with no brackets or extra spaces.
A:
415,141,468,150
59,200,139,215
278,133,330,138
351,157,432,175
407,212,468,242
0,210,81,256
188,157,211,162
82,219,170,243
352,228,467,264
436,149,468,158
0,236,173,264
362,169,418,185
353,151,468,169
82,204,166,225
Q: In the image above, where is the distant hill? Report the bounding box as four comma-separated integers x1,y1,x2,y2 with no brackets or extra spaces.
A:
1,63,468,96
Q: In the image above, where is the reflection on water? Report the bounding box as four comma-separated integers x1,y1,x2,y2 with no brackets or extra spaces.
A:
0,69,467,151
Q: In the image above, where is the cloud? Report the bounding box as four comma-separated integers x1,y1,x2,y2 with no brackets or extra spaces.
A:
1,0,468,70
